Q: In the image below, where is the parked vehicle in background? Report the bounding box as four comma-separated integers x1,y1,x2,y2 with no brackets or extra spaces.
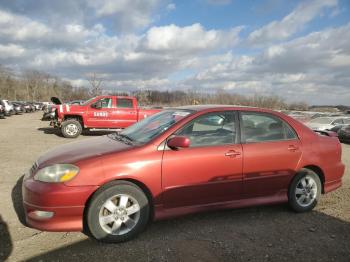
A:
33,103,43,110
12,102,25,114
0,104,5,118
42,105,56,121
336,125,350,143
306,116,350,131
50,96,161,138
23,105,345,243
0,100,15,116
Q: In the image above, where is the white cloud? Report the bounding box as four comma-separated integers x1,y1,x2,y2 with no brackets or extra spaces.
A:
206,0,232,5
248,0,338,46
141,23,242,54
87,0,160,32
184,23,350,104
0,10,49,41
0,44,26,58
166,3,176,11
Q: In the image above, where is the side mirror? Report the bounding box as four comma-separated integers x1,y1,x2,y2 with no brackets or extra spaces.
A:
167,136,190,149
92,101,102,109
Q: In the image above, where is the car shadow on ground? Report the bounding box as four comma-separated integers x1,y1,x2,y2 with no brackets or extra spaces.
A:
37,127,114,137
37,127,63,137
11,176,350,262
11,175,26,226
0,215,13,261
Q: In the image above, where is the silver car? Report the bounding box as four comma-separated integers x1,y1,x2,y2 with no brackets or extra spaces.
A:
306,116,350,131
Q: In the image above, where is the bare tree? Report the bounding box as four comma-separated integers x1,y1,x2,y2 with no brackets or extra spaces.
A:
88,73,103,96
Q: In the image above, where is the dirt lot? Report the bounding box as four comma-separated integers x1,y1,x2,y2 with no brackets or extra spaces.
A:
0,112,349,262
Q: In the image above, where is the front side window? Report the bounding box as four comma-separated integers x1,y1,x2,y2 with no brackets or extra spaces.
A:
241,112,297,143
99,98,112,108
177,111,236,147
117,98,133,108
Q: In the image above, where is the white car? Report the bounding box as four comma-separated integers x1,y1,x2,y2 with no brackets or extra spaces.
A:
0,99,14,115
306,116,350,131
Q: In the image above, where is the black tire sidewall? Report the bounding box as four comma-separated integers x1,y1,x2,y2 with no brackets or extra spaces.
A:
86,182,150,243
288,169,321,213
61,120,82,138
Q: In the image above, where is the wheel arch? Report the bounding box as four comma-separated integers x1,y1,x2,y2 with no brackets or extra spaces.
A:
83,178,155,233
301,165,325,193
63,114,84,125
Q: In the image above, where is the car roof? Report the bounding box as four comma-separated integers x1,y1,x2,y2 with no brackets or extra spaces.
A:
173,104,275,113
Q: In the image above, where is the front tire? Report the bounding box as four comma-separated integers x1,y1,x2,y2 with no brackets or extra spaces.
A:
288,169,321,212
86,181,150,243
61,119,82,138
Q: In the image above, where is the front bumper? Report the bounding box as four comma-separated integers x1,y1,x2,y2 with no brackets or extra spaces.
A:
22,176,98,232
50,118,61,127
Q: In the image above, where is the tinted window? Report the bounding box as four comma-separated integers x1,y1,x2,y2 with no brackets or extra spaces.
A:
241,112,297,143
177,112,236,147
332,119,344,125
343,119,350,124
117,98,133,108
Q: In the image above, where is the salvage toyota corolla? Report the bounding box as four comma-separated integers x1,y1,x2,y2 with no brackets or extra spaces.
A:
22,106,345,242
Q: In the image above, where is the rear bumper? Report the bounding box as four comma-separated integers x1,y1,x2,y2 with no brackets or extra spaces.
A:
22,177,98,232
324,163,345,194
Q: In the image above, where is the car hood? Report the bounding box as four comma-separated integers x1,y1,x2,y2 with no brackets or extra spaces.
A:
37,135,131,167
51,97,63,105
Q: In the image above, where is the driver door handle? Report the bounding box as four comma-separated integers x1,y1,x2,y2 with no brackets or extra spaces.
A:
225,150,241,157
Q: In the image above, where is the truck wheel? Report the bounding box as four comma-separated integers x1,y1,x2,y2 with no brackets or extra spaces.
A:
61,119,82,138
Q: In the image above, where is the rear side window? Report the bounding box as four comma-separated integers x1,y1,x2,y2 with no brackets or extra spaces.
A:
177,111,237,147
241,112,297,143
343,119,350,124
332,119,344,125
117,98,133,108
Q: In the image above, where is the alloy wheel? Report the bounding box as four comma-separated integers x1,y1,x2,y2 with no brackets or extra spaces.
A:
98,194,141,236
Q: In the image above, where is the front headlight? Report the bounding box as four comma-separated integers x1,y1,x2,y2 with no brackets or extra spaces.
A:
34,164,79,183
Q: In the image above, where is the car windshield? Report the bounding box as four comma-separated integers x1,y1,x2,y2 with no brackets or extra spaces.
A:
81,97,97,106
118,109,193,144
309,117,333,124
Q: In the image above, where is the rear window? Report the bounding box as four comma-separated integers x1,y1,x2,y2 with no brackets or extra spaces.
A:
241,112,297,143
117,98,133,108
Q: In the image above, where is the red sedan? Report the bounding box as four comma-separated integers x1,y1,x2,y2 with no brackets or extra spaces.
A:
22,106,345,242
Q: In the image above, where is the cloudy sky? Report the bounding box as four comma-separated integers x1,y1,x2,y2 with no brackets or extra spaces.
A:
0,0,349,105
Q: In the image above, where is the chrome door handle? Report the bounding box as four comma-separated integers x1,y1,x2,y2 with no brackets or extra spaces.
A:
225,150,241,157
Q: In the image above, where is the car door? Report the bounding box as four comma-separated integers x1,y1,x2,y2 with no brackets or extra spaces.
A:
86,97,114,128
115,98,138,128
161,111,243,208
240,111,302,198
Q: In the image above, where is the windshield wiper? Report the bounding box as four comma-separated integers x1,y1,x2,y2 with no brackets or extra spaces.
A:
108,133,134,145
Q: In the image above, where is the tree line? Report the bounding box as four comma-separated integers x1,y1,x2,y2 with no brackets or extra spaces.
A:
0,66,91,102
0,66,308,110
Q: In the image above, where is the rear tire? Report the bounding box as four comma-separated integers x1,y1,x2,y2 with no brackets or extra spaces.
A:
61,119,82,138
86,181,150,243
288,169,321,213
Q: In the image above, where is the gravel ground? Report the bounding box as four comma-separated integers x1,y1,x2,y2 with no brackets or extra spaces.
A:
0,112,349,262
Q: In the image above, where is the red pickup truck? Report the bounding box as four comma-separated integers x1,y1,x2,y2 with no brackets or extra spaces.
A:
50,96,161,138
